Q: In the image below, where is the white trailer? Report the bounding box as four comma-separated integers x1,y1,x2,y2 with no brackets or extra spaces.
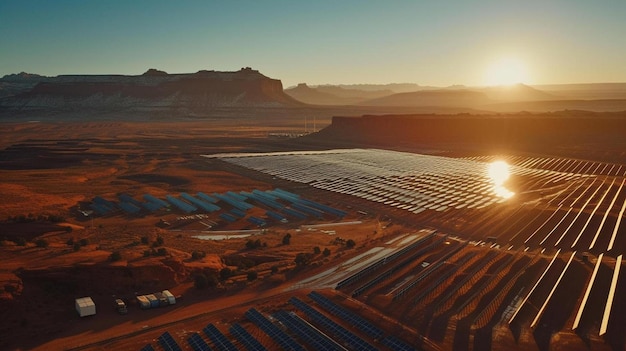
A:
162,290,176,305
75,297,96,317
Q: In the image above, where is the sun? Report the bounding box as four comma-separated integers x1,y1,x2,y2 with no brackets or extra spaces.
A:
484,57,529,86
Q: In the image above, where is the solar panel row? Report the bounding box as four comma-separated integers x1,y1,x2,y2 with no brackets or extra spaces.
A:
158,331,183,351
181,193,221,212
245,308,306,351
203,324,239,351
308,291,384,340
289,297,378,351
187,332,212,351
140,344,155,351
381,335,416,351
229,323,268,351
273,310,346,351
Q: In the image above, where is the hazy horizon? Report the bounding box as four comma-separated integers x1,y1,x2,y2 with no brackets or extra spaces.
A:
1,0,625,87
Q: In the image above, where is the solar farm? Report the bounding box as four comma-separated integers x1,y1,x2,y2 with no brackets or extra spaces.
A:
85,188,347,231
140,290,418,351
182,148,625,351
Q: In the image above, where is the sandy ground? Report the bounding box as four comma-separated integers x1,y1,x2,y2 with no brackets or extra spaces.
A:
0,119,621,351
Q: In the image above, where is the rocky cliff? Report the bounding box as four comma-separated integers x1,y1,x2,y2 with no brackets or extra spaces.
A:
0,68,303,118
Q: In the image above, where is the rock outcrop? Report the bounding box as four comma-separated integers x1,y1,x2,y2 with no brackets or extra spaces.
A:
0,67,302,118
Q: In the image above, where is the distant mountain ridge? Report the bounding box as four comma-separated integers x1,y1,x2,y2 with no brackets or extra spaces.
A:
0,68,302,117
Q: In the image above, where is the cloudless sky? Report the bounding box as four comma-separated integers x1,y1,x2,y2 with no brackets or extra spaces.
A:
1,0,625,87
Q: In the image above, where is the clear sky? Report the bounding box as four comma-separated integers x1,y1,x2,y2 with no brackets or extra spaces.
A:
1,0,625,87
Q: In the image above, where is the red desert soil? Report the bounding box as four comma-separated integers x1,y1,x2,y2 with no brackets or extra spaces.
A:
0,120,395,351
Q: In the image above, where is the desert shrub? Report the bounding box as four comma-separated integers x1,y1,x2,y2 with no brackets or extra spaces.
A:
156,247,167,256
48,215,66,223
35,239,49,248
191,250,206,260
109,251,122,261
79,238,89,246
271,265,279,274
346,239,356,248
323,248,331,256
282,233,292,245
219,267,233,281
247,271,258,281
14,237,27,246
4,284,17,293
194,274,209,289
295,252,312,267
73,243,81,251
313,246,321,255
141,236,149,245
153,235,164,247
246,239,263,249
143,250,152,257
64,226,73,233
66,238,74,246
245,239,256,249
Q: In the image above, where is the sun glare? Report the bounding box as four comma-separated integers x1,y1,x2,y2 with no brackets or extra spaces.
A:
488,160,515,199
484,58,529,86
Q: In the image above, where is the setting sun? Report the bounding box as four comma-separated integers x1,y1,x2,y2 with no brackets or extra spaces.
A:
484,58,529,86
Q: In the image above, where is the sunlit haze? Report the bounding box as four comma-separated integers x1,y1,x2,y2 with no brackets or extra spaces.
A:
1,0,625,87
484,57,530,86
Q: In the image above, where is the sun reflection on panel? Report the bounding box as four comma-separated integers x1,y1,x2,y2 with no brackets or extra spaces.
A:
488,160,515,199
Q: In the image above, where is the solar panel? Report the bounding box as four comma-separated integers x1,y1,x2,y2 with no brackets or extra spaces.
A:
140,344,155,351
245,308,306,351
381,336,416,351
289,297,377,351
229,323,268,351
203,324,239,351
187,332,213,351
273,310,345,351
157,331,183,351
308,291,384,340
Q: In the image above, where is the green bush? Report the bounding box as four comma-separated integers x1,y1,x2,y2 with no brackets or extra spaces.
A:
109,251,122,261
247,271,258,281
282,233,292,245
220,267,233,281
194,274,208,289
295,252,312,267
323,248,331,256
346,239,356,248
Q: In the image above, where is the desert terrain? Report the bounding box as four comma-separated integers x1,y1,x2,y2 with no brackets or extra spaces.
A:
0,110,625,351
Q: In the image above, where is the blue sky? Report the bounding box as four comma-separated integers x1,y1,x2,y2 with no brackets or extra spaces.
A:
1,0,625,87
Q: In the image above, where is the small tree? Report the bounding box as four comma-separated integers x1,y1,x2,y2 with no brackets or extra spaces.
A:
282,233,292,245
346,239,356,249
295,252,312,267
323,248,331,257
153,235,164,247
247,271,258,282
313,246,321,255
220,267,233,281
195,273,209,289
35,239,49,248
109,251,122,261
192,250,205,260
